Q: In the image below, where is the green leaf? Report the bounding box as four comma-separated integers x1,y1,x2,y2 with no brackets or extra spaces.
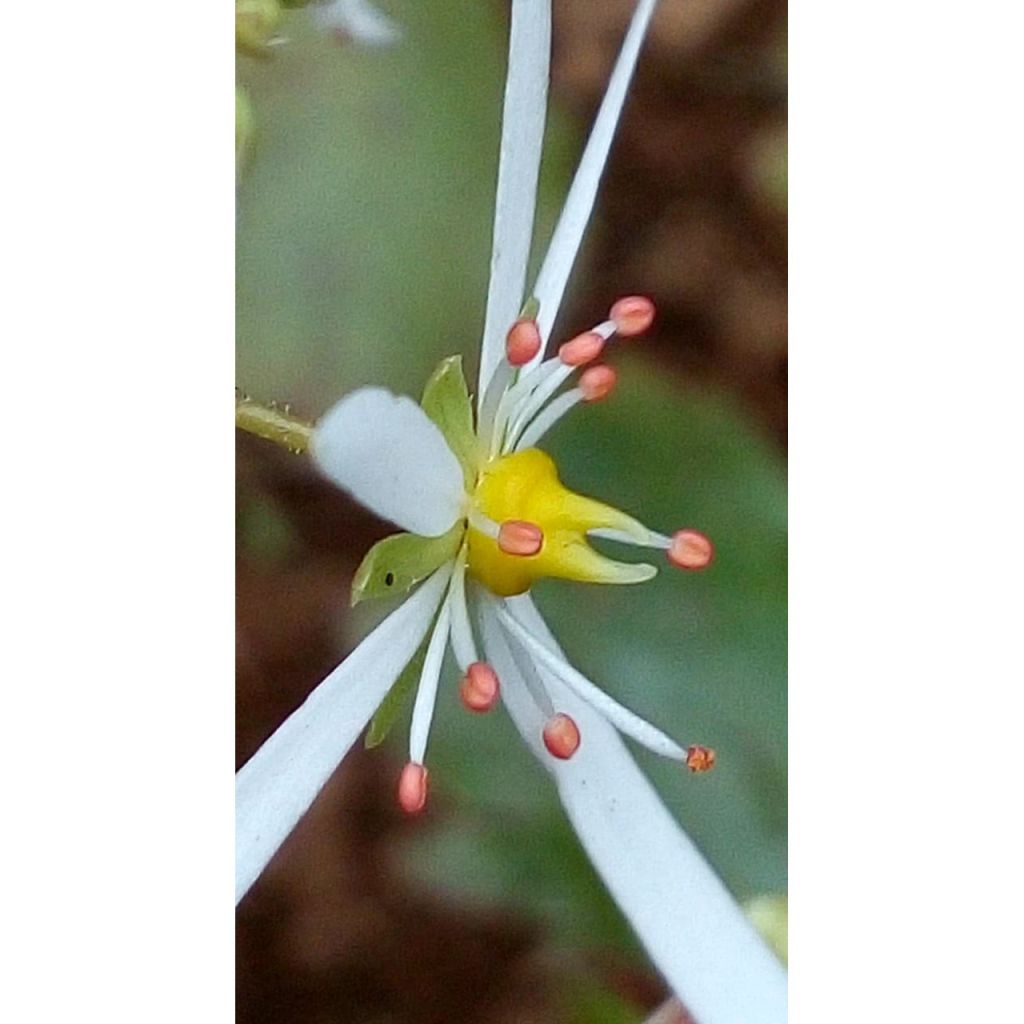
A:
351,524,463,606
365,645,426,749
420,355,479,485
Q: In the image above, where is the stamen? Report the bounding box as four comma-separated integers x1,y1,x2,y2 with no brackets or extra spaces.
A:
498,520,543,556
408,600,453,764
667,529,714,571
558,330,605,366
506,318,542,366
514,388,584,450
459,661,501,713
397,762,428,814
579,365,617,402
448,550,478,671
609,295,655,337
496,602,686,760
543,713,581,759
489,356,565,455
467,507,500,540
685,745,716,773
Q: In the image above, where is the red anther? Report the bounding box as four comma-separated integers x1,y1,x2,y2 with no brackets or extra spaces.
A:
686,745,717,773
506,318,542,366
459,661,500,713
498,520,543,556
609,295,655,337
397,762,429,814
579,365,618,402
558,330,606,367
543,713,581,759
667,529,714,571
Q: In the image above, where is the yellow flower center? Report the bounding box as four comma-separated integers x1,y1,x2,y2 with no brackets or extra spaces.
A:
466,448,656,596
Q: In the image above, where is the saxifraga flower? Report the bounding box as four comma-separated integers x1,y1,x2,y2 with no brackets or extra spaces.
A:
236,3,786,1021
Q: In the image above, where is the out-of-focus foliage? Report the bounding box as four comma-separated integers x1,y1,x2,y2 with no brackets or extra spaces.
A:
237,0,786,1004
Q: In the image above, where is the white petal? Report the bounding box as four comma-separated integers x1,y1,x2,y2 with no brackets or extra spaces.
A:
312,0,402,47
479,593,787,1024
477,0,552,402
529,0,658,361
236,565,452,904
311,387,465,537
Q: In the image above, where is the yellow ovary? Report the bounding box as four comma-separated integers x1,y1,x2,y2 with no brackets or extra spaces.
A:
466,448,657,596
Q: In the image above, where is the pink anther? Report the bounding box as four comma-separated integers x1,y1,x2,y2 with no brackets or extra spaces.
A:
558,330,606,367
498,520,543,556
579,365,618,402
459,661,501,713
506,318,542,366
397,762,429,814
667,529,714,571
609,295,655,337
686,745,717,773
543,713,581,759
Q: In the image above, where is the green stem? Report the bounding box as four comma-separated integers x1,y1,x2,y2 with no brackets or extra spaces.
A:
235,392,313,453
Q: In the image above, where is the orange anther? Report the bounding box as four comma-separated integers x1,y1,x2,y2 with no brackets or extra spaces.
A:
609,295,655,337
498,520,543,556
506,318,542,366
667,529,714,570
579,365,618,402
397,762,429,814
459,661,500,713
543,713,581,759
558,330,606,367
686,745,716,773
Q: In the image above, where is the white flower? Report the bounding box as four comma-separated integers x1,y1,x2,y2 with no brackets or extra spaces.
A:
236,2,786,1021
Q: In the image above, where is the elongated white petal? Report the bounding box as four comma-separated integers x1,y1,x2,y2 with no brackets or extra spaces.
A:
478,592,787,1024
236,565,453,904
477,0,552,402
530,0,658,359
311,387,465,537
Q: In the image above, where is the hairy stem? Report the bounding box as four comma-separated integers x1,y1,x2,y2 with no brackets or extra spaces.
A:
235,392,313,453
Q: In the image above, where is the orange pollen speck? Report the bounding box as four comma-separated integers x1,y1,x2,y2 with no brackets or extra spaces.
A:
543,713,581,759
506,318,542,366
498,520,543,556
397,762,428,814
667,529,714,570
609,295,655,337
459,661,500,713
686,745,716,773
579,365,617,402
559,330,606,366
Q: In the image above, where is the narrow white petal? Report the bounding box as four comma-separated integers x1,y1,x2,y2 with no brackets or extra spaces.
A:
236,565,453,904
530,0,658,359
311,387,465,537
477,0,552,402
479,593,787,1023
312,0,402,47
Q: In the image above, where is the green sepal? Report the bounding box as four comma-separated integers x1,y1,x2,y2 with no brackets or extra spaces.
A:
421,355,479,486
365,645,426,749
351,524,463,606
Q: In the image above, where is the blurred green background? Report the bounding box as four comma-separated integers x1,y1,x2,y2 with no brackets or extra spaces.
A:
237,2,786,1021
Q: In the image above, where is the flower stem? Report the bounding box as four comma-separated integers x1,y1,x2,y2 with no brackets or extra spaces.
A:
235,392,313,454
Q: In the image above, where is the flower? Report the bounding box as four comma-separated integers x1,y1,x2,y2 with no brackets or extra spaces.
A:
236,1,786,1021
